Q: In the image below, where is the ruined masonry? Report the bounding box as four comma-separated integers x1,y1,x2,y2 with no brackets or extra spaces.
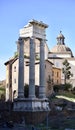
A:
13,19,50,124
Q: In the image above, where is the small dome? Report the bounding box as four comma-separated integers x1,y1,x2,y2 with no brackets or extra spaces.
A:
57,31,65,39
51,44,73,57
56,31,65,45
51,44,68,52
57,33,65,39
50,31,73,57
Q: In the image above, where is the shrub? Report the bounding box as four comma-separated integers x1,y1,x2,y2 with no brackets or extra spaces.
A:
64,83,72,91
1,94,5,101
72,87,75,94
53,84,61,92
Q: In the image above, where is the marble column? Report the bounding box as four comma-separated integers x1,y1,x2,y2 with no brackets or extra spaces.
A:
29,37,36,98
39,39,46,98
18,38,24,98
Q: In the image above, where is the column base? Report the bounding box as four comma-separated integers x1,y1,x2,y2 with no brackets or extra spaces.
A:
13,98,50,125
13,98,50,112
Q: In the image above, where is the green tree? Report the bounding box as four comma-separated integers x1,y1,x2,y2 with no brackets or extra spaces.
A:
62,59,73,84
14,51,18,58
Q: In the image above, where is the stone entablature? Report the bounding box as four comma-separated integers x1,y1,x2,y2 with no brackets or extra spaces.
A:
20,19,48,40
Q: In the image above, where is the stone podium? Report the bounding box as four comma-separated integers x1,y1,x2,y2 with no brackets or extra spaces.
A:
13,20,50,124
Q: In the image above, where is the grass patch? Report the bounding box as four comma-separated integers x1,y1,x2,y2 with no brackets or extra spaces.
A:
0,87,5,99
0,87,5,91
56,95,75,102
0,87,5,94
58,91,75,98
56,92,75,102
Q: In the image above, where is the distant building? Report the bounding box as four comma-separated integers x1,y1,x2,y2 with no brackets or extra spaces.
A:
52,67,61,85
5,58,54,101
5,58,17,101
49,31,75,87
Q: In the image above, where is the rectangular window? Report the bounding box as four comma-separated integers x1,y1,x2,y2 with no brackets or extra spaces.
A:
14,66,16,72
57,72,59,77
14,79,16,83
52,71,54,76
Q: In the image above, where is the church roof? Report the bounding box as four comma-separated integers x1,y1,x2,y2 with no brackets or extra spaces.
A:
51,44,72,53
51,32,73,57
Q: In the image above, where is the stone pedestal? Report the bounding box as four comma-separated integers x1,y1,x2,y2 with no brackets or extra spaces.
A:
14,98,50,112
13,98,50,125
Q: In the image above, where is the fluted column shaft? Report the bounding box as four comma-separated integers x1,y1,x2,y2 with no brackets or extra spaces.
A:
39,39,46,98
18,38,24,98
29,38,35,98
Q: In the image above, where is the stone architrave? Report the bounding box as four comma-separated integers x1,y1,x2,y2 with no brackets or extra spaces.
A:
29,37,36,98
39,39,46,98
18,38,24,98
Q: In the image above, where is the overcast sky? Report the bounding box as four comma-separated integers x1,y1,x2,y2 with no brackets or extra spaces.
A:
0,0,75,80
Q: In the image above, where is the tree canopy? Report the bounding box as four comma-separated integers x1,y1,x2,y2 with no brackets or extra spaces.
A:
62,59,73,84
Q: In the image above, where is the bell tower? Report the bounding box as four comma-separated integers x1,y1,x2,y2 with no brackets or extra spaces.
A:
57,31,65,45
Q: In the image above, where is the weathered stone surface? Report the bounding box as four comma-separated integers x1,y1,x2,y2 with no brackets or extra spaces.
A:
13,20,50,125
20,19,48,39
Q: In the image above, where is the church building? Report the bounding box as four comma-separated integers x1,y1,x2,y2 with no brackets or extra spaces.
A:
48,31,75,87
